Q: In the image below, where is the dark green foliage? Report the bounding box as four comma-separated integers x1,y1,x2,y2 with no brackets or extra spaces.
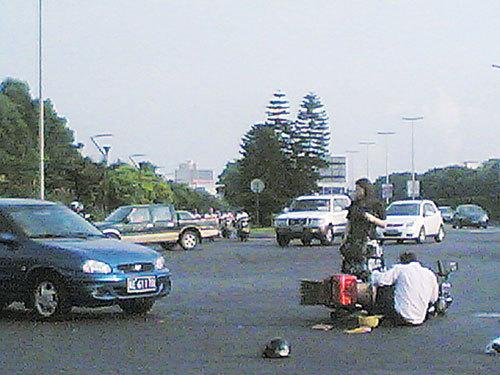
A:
374,160,499,220
0,78,226,218
295,92,330,161
219,125,319,225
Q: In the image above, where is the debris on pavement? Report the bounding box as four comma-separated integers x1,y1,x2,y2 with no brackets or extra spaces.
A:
344,326,372,334
312,323,334,331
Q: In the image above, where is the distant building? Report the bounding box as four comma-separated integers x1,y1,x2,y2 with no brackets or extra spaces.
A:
174,160,216,195
317,155,347,194
462,161,481,170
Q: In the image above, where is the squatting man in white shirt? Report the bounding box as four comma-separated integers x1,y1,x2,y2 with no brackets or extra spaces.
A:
371,252,439,326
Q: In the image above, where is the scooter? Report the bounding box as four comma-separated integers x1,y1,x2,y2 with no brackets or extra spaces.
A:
235,217,250,242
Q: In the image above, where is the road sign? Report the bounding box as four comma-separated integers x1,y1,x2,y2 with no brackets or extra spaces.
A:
407,180,420,198
382,183,393,199
251,179,265,194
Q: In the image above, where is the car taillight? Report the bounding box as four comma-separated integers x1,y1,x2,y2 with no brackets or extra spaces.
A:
331,274,358,306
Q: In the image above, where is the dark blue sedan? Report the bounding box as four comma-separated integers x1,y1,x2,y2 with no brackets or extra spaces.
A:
0,199,171,320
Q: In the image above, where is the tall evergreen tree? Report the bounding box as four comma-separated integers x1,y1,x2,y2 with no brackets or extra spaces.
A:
265,90,295,155
295,92,330,161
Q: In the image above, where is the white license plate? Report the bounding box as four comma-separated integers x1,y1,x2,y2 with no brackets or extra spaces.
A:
127,276,157,293
385,230,400,235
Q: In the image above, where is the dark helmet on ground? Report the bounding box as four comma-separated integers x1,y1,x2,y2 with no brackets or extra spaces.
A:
262,338,291,358
485,336,500,354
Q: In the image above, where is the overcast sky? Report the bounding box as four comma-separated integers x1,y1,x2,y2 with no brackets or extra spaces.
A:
1,0,499,182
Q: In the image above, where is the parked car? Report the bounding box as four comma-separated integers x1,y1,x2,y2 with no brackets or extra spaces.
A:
452,204,489,228
377,200,445,244
273,194,351,247
438,206,455,223
0,199,171,320
94,204,219,250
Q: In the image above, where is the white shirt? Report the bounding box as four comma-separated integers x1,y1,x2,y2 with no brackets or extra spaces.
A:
372,262,439,325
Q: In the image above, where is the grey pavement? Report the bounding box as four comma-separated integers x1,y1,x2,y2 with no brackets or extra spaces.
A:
0,227,498,375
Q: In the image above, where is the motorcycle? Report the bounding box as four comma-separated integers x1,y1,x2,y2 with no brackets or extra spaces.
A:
235,216,250,242
220,217,235,239
301,242,457,320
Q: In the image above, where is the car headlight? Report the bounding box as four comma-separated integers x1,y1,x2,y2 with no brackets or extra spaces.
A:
82,260,112,274
405,222,414,227
308,218,326,227
155,256,166,270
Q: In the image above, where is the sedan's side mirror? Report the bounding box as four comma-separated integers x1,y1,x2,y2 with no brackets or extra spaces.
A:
0,232,17,245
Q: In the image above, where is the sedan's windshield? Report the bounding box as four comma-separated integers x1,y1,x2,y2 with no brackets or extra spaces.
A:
439,207,453,214
386,203,420,216
458,205,483,215
105,206,131,222
290,199,330,212
5,205,104,239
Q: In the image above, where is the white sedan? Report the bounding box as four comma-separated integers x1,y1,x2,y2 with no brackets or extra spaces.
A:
377,200,445,244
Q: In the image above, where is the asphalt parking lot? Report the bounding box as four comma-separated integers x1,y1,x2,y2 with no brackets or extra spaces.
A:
0,226,498,375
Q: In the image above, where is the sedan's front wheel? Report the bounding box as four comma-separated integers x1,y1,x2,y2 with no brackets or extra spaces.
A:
31,276,70,320
119,299,155,315
435,226,445,242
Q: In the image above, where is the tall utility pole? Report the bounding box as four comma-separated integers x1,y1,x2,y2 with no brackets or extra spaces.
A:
345,150,359,190
358,141,376,180
402,116,423,199
377,131,396,203
38,0,45,199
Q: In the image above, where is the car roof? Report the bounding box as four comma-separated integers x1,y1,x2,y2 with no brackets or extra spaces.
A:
0,198,57,207
457,204,482,208
115,203,170,209
390,200,431,205
297,194,349,200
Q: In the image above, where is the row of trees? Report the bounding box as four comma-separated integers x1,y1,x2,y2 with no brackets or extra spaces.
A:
374,159,499,219
219,91,332,225
0,78,225,219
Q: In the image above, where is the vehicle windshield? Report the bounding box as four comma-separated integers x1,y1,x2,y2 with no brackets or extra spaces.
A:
439,207,453,214
5,205,104,239
290,199,330,212
458,205,483,215
105,206,131,222
386,203,420,216
178,211,195,220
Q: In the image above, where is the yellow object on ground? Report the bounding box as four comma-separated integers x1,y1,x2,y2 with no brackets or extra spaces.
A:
357,315,383,328
344,326,372,334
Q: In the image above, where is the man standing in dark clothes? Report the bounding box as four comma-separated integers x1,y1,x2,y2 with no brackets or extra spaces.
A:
340,178,386,278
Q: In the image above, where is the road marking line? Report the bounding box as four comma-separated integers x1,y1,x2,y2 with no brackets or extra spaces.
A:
474,313,500,318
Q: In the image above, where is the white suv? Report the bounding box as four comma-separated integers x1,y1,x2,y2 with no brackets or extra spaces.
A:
273,194,351,247
377,200,445,244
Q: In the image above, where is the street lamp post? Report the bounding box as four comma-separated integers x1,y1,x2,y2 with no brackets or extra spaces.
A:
345,150,359,190
402,116,423,199
38,0,44,199
129,154,146,169
377,131,396,203
91,134,113,211
90,134,113,166
358,141,376,180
